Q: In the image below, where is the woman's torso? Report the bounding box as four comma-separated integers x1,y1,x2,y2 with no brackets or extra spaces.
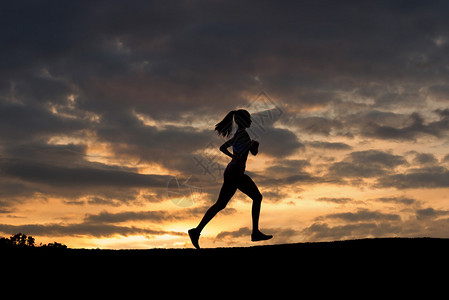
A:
227,129,251,173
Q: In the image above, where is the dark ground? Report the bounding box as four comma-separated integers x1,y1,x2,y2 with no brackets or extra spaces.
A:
3,238,448,293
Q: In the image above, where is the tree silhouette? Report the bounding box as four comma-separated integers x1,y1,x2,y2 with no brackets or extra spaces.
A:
10,233,35,247
27,236,35,247
0,233,66,249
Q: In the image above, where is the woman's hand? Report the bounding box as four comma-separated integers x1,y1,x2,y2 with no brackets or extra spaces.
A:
250,140,259,156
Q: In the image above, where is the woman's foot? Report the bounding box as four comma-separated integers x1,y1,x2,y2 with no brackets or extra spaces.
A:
251,230,273,242
188,228,201,249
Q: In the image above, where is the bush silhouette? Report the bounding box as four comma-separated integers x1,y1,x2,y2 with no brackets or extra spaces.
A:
41,241,67,249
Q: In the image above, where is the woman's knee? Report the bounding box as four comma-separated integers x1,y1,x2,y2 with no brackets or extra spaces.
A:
253,193,262,203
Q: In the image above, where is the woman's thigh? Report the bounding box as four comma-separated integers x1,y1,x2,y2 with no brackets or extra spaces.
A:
237,174,262,201
215,177,238,207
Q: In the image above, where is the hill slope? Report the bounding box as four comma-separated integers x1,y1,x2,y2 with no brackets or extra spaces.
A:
3,238,448,290
4,237,448,267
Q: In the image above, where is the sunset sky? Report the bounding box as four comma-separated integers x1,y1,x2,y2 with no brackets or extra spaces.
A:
1,0,449,249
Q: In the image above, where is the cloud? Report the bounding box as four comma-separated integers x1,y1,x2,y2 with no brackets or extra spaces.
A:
302,207,449,242
0,158,170,189
83,206,211,224
5,0,447,125
84,210,181,224
372,196,419,206
0,101,87,143
0,222,184,238
429,84,449,102
307,141,352,151
443,154,449,163
288,116,344,137
323,209,401,222
216,226,299,244
255,171,322,187
301,222,402,242
265,159,310,176
0,156,171,206
216,227,252,239
260,188,290,203
316,197,353,204
325,149,449,190
328,150,408,178
248,108,304,158
361,112,449,141
3,142,88,163
377,166,449,189
415,207,449,220
0,175,40,210
412,152,439,166
257,126,304,157
94,109,214,175
302,208,406,241
252,158,332,188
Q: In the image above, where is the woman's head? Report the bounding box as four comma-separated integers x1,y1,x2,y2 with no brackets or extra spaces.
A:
215,109,251,137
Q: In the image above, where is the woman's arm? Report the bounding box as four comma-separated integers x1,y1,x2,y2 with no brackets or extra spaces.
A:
219,137,235,159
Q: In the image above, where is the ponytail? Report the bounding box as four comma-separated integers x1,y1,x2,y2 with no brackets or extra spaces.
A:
215,110,236,137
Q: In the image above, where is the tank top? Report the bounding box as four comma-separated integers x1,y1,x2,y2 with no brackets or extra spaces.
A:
228,129,251,172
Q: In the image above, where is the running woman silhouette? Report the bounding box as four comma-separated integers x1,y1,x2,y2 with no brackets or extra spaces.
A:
189,109,272,249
